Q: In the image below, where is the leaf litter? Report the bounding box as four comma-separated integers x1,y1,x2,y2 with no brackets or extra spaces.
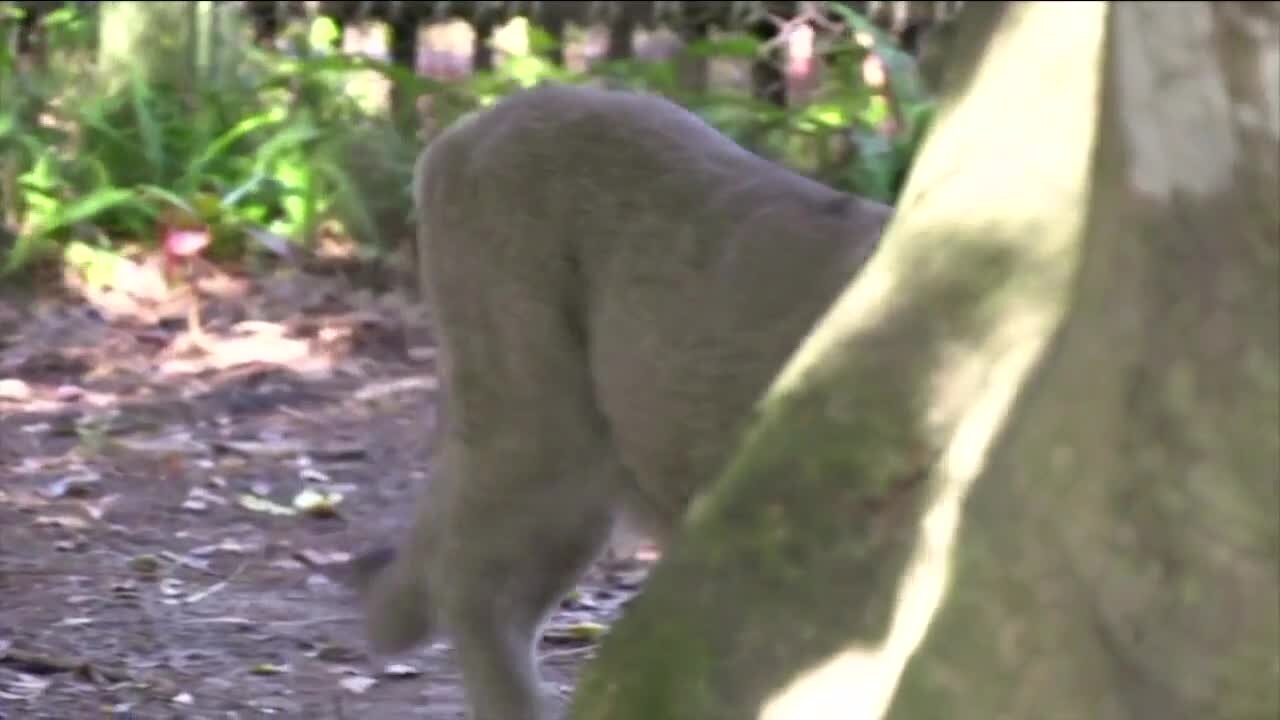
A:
0,266,658,718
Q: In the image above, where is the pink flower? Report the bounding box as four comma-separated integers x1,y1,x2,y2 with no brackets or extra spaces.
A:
164,227,210,258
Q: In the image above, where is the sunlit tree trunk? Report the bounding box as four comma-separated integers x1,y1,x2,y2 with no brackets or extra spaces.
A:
570,3,1280,719
97,1,190,91
97,1,242,94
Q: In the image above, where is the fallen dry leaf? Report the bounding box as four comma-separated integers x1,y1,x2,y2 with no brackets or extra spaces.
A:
339,675,378,694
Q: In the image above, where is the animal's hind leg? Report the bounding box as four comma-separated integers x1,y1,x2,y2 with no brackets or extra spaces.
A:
425,249,623,720
432,432,621,720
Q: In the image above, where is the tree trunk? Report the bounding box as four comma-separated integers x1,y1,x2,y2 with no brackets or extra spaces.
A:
96,1,245,95
97,1,195,92
570,3,1280,719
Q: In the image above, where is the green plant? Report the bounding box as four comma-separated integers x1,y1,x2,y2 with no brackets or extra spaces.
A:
0,7,428,282
814,3,936,200
1,2,938,285
566,7,935,205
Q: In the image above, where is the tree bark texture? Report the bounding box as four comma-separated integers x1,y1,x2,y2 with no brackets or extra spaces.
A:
570,3,1280,719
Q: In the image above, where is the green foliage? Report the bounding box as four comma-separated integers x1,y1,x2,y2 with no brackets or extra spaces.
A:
0,2,935,282
548,16,934,204
0,6,424,280
693,26,933,203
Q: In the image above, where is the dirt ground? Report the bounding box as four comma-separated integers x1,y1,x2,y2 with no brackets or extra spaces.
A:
0,258,652,719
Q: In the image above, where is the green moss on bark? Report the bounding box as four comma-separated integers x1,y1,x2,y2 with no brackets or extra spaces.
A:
571,3,1279,719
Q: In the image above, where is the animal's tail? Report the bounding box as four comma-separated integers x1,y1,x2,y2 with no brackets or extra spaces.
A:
353,115,483,655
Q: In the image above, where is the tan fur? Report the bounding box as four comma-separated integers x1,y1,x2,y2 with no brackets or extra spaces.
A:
357,84,892,720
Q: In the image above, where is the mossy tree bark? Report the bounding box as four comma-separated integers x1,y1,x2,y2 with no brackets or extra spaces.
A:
570,3,1280,719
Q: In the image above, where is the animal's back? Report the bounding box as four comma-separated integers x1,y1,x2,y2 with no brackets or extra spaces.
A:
415,83,891,533
362,84,890,720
